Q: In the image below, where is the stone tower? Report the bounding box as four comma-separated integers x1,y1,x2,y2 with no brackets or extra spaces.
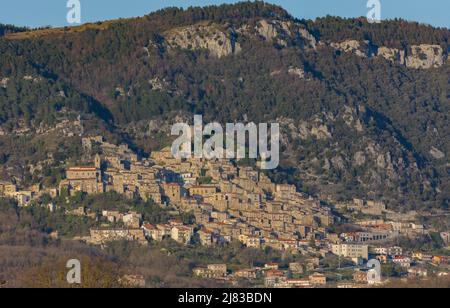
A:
95,154,102,169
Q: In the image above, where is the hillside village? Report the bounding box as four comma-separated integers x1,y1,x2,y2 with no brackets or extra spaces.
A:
1,136,448,288
1,0,450,289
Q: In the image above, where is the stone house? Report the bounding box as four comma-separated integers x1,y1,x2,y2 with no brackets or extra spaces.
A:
89,228,147,245
0,181,17,196
189,185,217,198
193,264,227,279
162,183,182,204
234,269,258,280
309,273,327,286
123,212,142,228
61,166,104,195
171,225,194,245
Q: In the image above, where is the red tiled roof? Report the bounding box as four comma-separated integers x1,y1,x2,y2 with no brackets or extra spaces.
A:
143,224,156,230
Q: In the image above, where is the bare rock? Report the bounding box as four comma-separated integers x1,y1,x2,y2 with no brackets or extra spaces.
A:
165,24,241,58
255,19,291,47
298,28,317,49
287,66,305,79
331,155,346,170
270,69,283,77
342,105,364,132
115,87,126,97
278,116,332,141
354,151,366,166
23,75,42,82
377,47,405,65
376,154,386,169
406,45,445,69
331,40,367,58
323,158,331,171
0,77,9,88
332,41,446,70
148,77,169,91
257,19,278,41
429,147,445,160
298,120,332,140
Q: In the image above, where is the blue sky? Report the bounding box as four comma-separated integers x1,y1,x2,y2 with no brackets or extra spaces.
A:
0,0,449,29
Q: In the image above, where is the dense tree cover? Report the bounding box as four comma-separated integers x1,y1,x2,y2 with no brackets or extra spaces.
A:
0,40,111,127
320,255,354,270
0,133,84,185
306,16,450,49
395,234,449,255
155,239,285,269
381,262,408,278
30,191,195,232
0,196,280,287
0,24,28,37
2,2,449,287
17,256,124,288
0,2,449,208
142,1,292,29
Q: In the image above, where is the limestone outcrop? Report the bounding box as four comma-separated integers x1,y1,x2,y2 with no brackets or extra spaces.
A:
0,77,9,88
377,47,406,65
165,24,241,58
331,40,368,58
238,19,317,49
331,40,447,69
405,44,445,69
429,147,445,160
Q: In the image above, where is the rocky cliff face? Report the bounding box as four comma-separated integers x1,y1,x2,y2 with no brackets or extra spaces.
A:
164,24,241,58
0,77,9,88
255,19,282,41
276,105,434,202
2,3,448,208
405,44,445,69
254,19,292,47
330,40,447,69
236,18,317,49
377,47,406,64
331,40,370,58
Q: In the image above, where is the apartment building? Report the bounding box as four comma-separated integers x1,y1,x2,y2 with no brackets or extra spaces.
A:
332,244,369,260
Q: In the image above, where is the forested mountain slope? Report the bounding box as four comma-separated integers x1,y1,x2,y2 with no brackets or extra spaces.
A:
0,2,448,209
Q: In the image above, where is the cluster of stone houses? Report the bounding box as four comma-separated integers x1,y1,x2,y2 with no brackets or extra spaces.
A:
0,181,57,207
83,210,146,245
339,230,399,244
192,262,327,288
262,262,326,288
102,210,142,228
51,137,445,271
79,209,195,246
89,227,147,245
2,135,448,287
334,200,429,239
354,219,427,238
265,272,327,288
191,246,448,287
335,198,387,216
142,220,194,245
59,136,337,251
193,264,228,279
